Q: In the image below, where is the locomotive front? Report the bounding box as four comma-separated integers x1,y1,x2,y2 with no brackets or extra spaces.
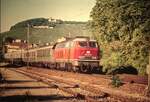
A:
72,37,100,72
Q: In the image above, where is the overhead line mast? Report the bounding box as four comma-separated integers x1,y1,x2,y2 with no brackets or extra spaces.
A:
27,24,30,69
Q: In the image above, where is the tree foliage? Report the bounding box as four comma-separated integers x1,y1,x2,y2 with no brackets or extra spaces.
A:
90,0,150,75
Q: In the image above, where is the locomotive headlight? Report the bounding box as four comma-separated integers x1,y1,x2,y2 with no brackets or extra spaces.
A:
92,56,97,59
86,51,90,54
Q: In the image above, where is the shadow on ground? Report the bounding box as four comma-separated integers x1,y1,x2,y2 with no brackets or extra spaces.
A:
106,66,138,75
0,86,55,90
0,80,36,84
0,95,77,102
0,63,24,68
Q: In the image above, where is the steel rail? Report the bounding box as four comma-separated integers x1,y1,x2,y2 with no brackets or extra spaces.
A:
10,68,106,102
9,68,150,102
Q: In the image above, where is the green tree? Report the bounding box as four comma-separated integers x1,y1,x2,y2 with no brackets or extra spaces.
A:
90,0,150,75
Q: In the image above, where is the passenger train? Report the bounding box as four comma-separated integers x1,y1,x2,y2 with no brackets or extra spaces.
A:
4,36,100,72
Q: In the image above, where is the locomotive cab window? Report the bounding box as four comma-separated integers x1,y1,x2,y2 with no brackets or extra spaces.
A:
78,41,87,47
89,41,98,48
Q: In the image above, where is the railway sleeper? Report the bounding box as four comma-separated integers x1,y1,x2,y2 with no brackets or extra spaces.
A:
11,68,105,101
10,68,150,102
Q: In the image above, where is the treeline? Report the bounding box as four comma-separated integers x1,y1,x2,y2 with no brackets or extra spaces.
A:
63,21,86,24
90,0,150,75
10,18,86,30
10,18,49,30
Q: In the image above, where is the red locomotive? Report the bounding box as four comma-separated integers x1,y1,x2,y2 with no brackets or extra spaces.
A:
4,36,100,72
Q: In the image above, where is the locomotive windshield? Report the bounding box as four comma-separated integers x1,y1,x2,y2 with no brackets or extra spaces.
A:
78,41,98,48
89,41,98,48
78,41,87,47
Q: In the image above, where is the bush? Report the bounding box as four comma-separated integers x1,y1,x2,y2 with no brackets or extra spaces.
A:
107,66,138,75
111,75,123,87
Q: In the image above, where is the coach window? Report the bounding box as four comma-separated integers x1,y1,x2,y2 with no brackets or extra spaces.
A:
61,43,65,48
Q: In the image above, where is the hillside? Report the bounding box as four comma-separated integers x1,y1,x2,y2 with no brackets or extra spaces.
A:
0,18,92,45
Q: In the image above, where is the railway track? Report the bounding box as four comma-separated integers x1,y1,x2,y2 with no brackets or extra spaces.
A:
9,68,110,102
9,67,150,102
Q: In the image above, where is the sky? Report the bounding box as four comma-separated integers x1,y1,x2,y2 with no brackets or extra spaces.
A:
0,0,95,33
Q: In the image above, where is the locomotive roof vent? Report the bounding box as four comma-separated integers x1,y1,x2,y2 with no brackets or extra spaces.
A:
89,39,97,42
73,36,90,41
73,38,88,41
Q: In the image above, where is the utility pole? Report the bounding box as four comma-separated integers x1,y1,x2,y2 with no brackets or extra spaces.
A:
27,24,30,69
2,37,5,60
146,51,150,96
1,34,5,59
